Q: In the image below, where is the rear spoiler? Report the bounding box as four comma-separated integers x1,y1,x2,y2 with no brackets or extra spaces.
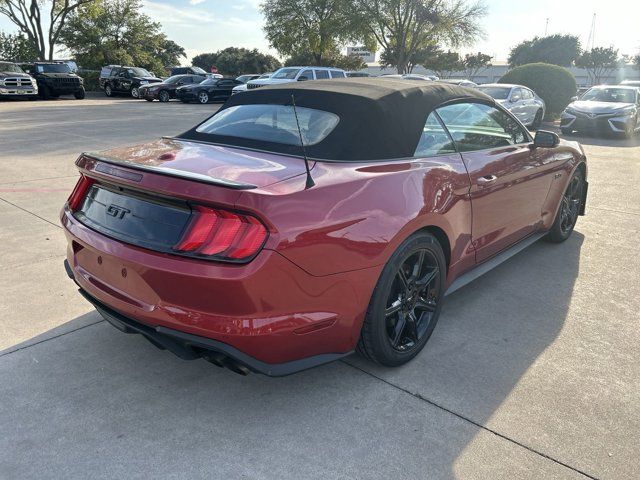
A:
82,152,257,190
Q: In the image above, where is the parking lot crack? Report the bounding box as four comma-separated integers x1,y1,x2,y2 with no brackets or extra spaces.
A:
341,360,599,480
0,319,105,358
0,196,61,229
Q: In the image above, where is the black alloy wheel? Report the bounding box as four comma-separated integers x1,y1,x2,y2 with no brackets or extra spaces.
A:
358,232,446,366
384,249,440,352
547,169,583,242
158,90,170,102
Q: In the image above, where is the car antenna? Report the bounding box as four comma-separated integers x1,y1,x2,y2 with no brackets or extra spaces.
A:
291,93,315,189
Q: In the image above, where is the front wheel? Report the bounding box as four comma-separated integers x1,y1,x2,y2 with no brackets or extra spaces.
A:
357,232,446,367
104,84,113,97
74,87,85,99
546,169,584,243
158,90,170,102
131,86,140,98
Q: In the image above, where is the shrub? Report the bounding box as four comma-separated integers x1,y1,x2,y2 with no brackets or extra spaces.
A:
79,70,100,91
499,63,576,117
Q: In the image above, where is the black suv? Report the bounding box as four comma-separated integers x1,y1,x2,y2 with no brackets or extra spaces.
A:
20,62,84,100
101,66,163,98
0,61,38,99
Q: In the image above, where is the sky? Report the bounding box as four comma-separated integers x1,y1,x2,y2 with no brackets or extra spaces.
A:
1,0,638,64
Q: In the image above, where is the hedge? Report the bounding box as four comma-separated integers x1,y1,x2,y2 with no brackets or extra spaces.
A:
499,63,577,117
79,71,100,91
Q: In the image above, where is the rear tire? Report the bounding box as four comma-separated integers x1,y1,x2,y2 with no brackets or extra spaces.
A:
357,232,446,367
197,91,209,104
546,169,584,243
531,109,543,130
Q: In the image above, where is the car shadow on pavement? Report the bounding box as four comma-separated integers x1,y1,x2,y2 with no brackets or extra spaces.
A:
0,232,585,478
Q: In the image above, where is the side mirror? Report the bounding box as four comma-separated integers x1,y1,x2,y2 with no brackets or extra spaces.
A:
570,96,579,102
297,75,309,81
510,95,521,103
533,130,560,148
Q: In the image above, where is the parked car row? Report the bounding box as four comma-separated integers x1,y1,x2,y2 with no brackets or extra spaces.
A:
0,60,85,100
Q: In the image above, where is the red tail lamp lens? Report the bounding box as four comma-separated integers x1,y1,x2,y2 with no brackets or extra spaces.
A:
68,175,95,211
174,206,268,261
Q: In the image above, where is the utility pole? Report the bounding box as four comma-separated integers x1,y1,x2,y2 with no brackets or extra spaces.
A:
544,17,549,36
587,13,596,50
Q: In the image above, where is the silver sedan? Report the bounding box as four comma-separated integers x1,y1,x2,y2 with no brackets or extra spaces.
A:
477,83,546,129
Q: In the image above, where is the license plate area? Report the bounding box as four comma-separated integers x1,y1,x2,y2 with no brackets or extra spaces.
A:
74,184,191,253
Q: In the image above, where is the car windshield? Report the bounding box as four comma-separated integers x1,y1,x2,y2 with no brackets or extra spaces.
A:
581,88,637,103
129,67,152,77
196,104,340,146
476,86,512,100
0,62,24,73
272,68,301,79
36,63,71,74
164,75,185,84
200,78,218,85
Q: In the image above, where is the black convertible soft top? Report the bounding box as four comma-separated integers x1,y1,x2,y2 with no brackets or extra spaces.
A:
179,78,494,161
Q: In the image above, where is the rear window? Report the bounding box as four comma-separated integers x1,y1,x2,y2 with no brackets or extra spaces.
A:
330,70,345,78
196,104,339,146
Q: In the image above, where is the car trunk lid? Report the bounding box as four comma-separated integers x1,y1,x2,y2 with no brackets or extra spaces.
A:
88,137,308,190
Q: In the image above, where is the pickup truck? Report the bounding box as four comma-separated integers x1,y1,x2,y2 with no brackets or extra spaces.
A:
0,61,38,99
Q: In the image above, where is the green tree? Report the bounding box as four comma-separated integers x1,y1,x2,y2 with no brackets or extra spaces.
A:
192,48,281,76
0,0,95,60
575,46,620,85
426,50,462,78
508,34,581,68
0,31,38,60
357,0,486,74
460,51,491,79
262,0,371,65
59,0,184,73
499,63,576,116
284,49,365,70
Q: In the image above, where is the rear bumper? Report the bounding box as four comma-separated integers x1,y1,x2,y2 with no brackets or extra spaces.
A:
70,278,351,376
61,206,377,369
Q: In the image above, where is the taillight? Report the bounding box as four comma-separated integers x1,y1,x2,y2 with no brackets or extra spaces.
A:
67,175,95,211
174,206,268,261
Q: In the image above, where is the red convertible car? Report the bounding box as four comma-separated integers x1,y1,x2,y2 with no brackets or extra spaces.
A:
61,79,587,375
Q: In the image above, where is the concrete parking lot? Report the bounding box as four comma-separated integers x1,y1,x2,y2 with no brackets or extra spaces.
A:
1,95,638,479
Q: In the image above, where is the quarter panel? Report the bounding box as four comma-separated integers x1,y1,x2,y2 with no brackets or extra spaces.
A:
236,155,474,281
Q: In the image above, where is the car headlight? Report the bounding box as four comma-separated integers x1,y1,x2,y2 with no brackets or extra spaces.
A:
564,107,576,115
618,107,636,117
0,79,5,86
140,80,148,85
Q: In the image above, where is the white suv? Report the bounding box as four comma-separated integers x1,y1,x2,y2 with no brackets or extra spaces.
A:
246,66,347,90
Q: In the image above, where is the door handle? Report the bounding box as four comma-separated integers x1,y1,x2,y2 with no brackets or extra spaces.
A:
477,175,498,186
